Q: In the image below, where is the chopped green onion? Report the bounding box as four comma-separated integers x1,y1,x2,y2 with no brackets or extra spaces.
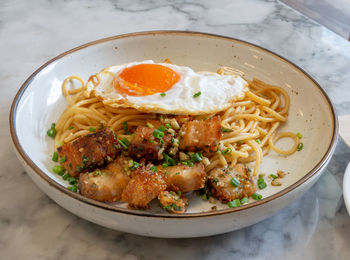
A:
163,153,176,166
202,194,208,200
256,139,261,144
162,163,169,168
237,140,244,144
247,167,252,173
68,126,74,130
62,173,70,180
270,174,278,180
258,180,267,190
157,125,167,132
59,155,67,163
230,177,240,187
190,152,203,163
130,160,141,170
88,127,96,132
193,91,201,98
165,123,172,129
121,137,130,147
71,184,78,192
240,197,249,204
52,152,58,162
252,193,262,200
117,139,128,149
153,129,165,139
52,165,65,175
47,123,57,138
228,199,241,208
221,127,233,132
93,170,102,176
160,93,166,97
68,176,77,185
221,148,232,155
297,142,304,151
177,190,182,196
123,121,130,134
296,132,303,139
150,166,157,172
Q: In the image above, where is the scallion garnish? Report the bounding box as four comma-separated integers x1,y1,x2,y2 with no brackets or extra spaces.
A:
230,177,240,187
256,138,261,144
47,123,57,138
59,155,67,163
297,142,304,151
240,197,249,204
153,129,165,139
257,178,267,189
123,121,130,134
130,160,141,170
117,138,128,149
252,193,262,200
163,153,176,166
52,165,65,175
221,148,232,155
237,140,244,144
296,132,303,139
52,152,58,162
88,127,96,132
190,152,203,163
228,199,241,208
150,166,157,172
160,93,166,97
221,127,233,132
165,123,172,129
270,174,278,180
68,126,74,130
157,125,167,132
193,91,201,98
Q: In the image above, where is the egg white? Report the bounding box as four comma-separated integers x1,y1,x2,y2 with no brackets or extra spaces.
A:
85,60,248,115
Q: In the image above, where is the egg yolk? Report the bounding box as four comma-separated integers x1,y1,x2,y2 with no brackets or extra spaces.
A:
114,64,180,96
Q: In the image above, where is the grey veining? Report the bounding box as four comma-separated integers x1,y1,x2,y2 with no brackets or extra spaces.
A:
1,0,350,259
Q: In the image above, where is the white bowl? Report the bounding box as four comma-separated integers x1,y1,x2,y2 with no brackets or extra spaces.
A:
10,31,338,238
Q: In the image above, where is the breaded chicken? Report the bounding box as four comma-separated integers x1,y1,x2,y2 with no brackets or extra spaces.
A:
162,163,206,193
57,128,119,177
208,164,255,202
128,125,172,161
158,191,188,214
79,156,130,202
179,116,222,154
121,164,167,208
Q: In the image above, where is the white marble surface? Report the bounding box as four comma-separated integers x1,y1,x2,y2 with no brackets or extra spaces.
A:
1,0,350,259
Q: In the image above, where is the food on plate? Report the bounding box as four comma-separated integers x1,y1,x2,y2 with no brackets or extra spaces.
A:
48,60,302,213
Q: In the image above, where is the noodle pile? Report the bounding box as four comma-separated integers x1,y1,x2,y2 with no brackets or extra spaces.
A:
54,67,298,176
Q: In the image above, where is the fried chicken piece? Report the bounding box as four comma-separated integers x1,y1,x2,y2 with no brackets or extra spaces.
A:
208,164,255,203
57,128,119,177
162,163,206,193
179,116,222,154
158,191,188,214
79,156,130,202
128,125,172,161
121,164,167,208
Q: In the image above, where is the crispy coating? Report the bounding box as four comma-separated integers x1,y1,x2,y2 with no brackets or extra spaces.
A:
79,156,130,202
158,191,188,214
208,164,255,202
57,128,119,177
128,125,172,161
179,116,222,154
121,164,167,208
162,163,206,193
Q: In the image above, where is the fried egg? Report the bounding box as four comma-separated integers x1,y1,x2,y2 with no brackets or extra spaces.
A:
85,60,248,115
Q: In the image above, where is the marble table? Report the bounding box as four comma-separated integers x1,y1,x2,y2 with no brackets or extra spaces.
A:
1,0,350,259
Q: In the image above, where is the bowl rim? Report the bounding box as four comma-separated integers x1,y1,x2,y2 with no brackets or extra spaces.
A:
9,30,338,218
